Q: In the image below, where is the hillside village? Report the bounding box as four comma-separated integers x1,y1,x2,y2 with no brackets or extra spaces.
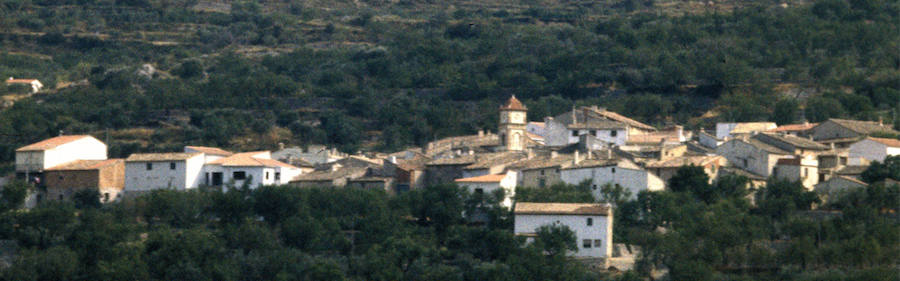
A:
8,95,899,264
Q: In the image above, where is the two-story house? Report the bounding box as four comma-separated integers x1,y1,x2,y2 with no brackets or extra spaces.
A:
514,203,613,259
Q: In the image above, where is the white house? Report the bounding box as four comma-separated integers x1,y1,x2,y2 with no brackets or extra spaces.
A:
815,175,868,202
544,106,655,147
124,152,205,192
514,202,613,258
526,122,546,138
6,78,43,93
773,156,819,191
560,158,664,199
716,137,792,178
203,151,303,189
848,137,900,164
454,172,518,208
15,135,107,182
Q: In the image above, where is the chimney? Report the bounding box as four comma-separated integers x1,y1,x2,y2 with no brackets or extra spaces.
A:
676,125,685,142
551,151,558,159
571,106,577,125
278,142,285,150
389,156,397,164
830,142,835,150
878,117,883,126
478,130,484,137
607,149,612,160
574,150,581,164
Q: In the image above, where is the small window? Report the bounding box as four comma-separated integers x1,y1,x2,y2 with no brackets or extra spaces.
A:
275,172,281,181
265,172,270,180
58,175,63,180
475,188,484,194
540,170,545,175
610,130,617,137
555,168,560,173
58,195,63,200
571,130,578,137
592,184,597,190
611,168,616,173
539,178,546,187
742,159,748,167
590,130,597,136
146,163,153,170
233,171,246,180
594,239,602,249
583,239,592,248
104,193,110,202
587,218,593,226
803,168,808,178
170,162,176,170
818,173,825,182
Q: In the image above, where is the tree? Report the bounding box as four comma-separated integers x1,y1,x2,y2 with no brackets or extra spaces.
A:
667,165,716,203
0,180,30,213
532,224,577,257
774,99,799,125
72,189,102,209
860,155,900,183
1,246,79,280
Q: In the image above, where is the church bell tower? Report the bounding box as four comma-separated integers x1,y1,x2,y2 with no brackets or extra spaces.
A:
499,95,527,151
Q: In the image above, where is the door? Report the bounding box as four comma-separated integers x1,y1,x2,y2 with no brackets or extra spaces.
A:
212,172,223,186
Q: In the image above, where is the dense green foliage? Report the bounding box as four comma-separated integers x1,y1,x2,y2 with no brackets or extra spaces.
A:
0,185,613,281
0,0,898,160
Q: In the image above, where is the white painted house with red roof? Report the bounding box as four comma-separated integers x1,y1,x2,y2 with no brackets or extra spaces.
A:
15,135,107,183
455,173,518,208
203,151,303,189
514,202,613,259
6,77,43,93
848,137,900,164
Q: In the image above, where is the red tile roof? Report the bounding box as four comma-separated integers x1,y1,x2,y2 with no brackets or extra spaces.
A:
770,123,817,132
185,146,233,156
500,95,527,111
454,174,506,183
6,79,38,84
514,203,610,216
16,135,94,152
208,152,297,168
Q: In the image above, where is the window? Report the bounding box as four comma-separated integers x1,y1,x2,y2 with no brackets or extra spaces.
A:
170,162,176,170
555,168,560,173
818,173,825,182
540,170,545,175
571,130,578,137
265,172,270,180
742,159,748,167
803,168,808,178
146,163,153,170
58,175,63,180
840,157,847,165
475,188,484,194
611,168,616,173
610,130,617,137
590,130,597,136
104,193,110,202
539,178,546,187
275,172,281,181
587,218,593,226
594,239,602,249
58,195,63,200
233,171,246,180
592,184,597,190
583,239,592,248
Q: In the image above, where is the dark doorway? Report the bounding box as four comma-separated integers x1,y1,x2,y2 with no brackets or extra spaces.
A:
212,172,223,186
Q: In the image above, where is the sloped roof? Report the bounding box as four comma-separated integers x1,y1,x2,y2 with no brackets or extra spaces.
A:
553,107,655,132
528,122,545,128
464,151,527,170
291,166,368,182
508,154,574,171
17,135,95,152
769,123,817,132
514,203,610,216
586,107,655,131
825,119,897,135
185,146,233,156
567,120,626,130
731,122,777,135
6,79,39,84
208,152,297,168
645,155,723,168
126,152,201,162
833,175,869,186
755,133,828,150
455,174,506,183
46,159,123,171
500,95,527,111
836,165,868,176
739,138,791,155
867,137,900,148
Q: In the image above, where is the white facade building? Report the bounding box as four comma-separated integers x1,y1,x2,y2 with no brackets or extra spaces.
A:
203,151,303,189
124,153,205,192
185,145,233,163
716,138,792,178
715,122,777,140
15,135,107,180
514,203,613,258
848,137,900,164
560,159,664,199
454,172,518,208
773,156,819,191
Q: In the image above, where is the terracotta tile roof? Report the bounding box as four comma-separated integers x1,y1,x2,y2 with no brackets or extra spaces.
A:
349,176,393,182
6,79,39,84
126,152,201,162
645,156,723,168
291,166,367,181
208,152,297,168
16,135,95,152
562,158,620,169
868,137,900,148
185,146,233,156
455,174,506,183
835,175,869,186
826,118,898,135
738,138,791,155
427,154,479,166
500,95,527,111
508,154,574,170
770,123,817,132
720,166,766,180
627,130,687,145
514,202,610,216
775,157,809,166
46,159,123,170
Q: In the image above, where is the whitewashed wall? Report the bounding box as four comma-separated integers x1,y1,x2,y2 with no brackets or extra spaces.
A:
514,213,612,258
125,155,204,191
